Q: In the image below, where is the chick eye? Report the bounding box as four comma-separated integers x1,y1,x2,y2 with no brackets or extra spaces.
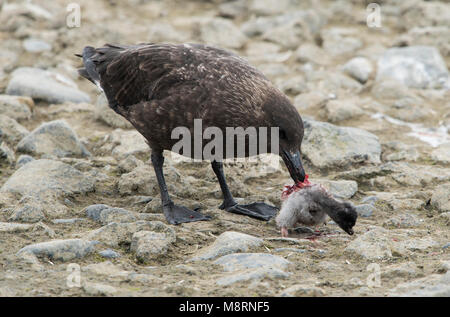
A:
279,129,287,140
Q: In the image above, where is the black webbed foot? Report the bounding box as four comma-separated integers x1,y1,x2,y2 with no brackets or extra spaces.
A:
163,203,211,225
223,202,278,221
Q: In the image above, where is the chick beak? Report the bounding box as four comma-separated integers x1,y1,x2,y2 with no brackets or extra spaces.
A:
346,228,354,235
281,150,306,183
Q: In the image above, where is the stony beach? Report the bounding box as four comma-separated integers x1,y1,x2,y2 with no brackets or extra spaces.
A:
0,0,449,296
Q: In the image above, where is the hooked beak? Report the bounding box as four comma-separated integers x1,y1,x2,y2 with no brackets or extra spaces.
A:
346,228,354,235
281,149,306,183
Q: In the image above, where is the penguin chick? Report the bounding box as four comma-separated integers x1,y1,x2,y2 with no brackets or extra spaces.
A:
276,184,357,237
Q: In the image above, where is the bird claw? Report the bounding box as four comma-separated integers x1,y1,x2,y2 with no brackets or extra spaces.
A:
225,202,278,221
163,203,211,225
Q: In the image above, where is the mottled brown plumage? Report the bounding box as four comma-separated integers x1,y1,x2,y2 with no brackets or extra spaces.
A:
78,43,306,224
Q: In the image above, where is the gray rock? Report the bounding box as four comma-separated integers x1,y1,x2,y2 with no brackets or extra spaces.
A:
371,79,414,100
17,239,98,262
1,159,94,198
52,218,86,224
249,0,297,16
302,119,381,169
295,43,331,66
130,225,176,262
431,183,450,213
0,95,33,120
190,231,263,261
355,204,375,217
342,57,373,83
214,253,290,272
278,284,326,296
198,18,247,49
118,155,144,174
17,120,90,158
383,213,423,229
23,38,52,53
0,222,33,233
360,196,379,205
16,154,34,168
321,28,363,58
83,283,117,296
431,143,450,164
84,221,170,247
0,115,29,144
148,22,188,43
0,142,15,165
104,129,149,159
84,204,137,225
315,179,358,199
99,249,121,259
383,262,419,279
6,67,90,104
95,94,132,129
323,100,364,123
345,228,392,260
216,268,290,286
388,272,450,296
376,46,449,89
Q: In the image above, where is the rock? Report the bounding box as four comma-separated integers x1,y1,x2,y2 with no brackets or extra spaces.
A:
275,76,308,95
345,228,392,260
0,222,33,233
295,43,331,66
213,253,290,272
84,204,137,225
0,142,15,165
52,218,86,224
438,261,450,273
16,154,34,168
0,115,29,144
396,237,439,252
1,159,94,198
279,284,326,296
383,262,419,279
118,164,158,196
23,38,52,53
95,94,132,129
198,18,247,49
189,231,263,261
148,22,188,43
293,91,328,111
83,283,117,296
84,221,170,247
431,143,450,164
249,0,296,16
104,129,148,159
321,28,363,58
383,213,423,229
402,2,450,30
315,179,358,199
242,10,323,38
371,79,414,100
399,27,450,58
388,272,450,296
130,225,176,262
83,261,128,277
17,120,90,158
302,119,381,169
216,268,289,286
376,46,449,89
17,239,98,262
6,67,90,104
355,204,375,217
342,57,373,83
99,249,121,259
118,155,144,173
0,95,33,120
431,184,450,213
323,99,364,123
8,196,46,222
